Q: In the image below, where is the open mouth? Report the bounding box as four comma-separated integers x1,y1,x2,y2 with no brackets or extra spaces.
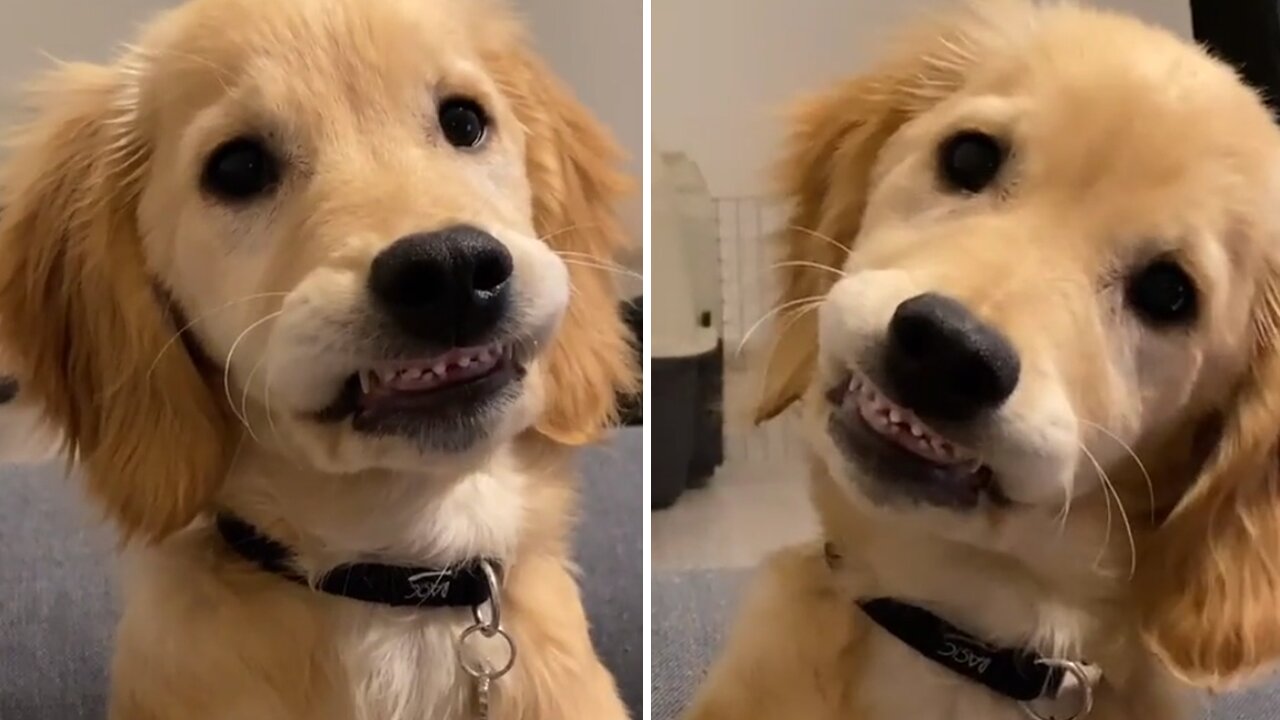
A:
848,373,981,470
316,339,525,442
829,371,1000,509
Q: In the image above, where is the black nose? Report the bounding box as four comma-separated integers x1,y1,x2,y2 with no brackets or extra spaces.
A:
368,225,514,346
884,293,1020,422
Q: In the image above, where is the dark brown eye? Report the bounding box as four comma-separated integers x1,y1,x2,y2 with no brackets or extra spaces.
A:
438,98,488,149
938,131,1006,193
1126,259,1198,327
201,137,280,202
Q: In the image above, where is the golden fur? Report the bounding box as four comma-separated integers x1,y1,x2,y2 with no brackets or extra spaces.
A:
689,3,1280,719
0,0,634,717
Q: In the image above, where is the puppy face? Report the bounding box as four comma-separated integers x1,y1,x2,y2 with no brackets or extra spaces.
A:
0,0,633,536
812,22,1271,519
140,0,566,472
759,3,1280,686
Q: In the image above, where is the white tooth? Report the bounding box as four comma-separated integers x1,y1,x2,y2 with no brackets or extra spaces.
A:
358,371,371,393
888,408,902,424
379,369,397,384
433,363,447,376
458,357,472,368
404,368,422,380
909,424,924,437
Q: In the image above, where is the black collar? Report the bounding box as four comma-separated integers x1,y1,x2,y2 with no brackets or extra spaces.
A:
824,544,1098,716
858,597,1070,702
216,514,499,609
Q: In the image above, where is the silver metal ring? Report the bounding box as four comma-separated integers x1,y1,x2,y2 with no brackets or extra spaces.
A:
459,624,517,681
470,560,503,636
1020,659,1095,720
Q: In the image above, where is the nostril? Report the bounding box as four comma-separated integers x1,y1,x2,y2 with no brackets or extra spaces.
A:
369,244,450,309
472,249,513,295
891,312,942,360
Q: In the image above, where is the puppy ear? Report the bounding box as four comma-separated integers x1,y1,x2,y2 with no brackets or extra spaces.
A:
496,48,638,445
752,4,1029,423
753,80,892,423
0,62,231,542
1140,276,1280,688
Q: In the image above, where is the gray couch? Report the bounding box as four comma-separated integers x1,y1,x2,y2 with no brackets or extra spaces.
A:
652,569,1280,720
0,428,641,718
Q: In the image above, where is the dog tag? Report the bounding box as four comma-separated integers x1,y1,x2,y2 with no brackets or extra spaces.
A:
472,674,491,720
459,623,515,720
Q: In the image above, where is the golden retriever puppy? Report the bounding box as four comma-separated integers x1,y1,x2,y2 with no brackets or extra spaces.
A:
686,3,1280,720
0,0,635,717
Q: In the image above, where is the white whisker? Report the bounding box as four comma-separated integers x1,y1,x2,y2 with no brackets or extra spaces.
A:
223,311,283,439
263,363,284,449
1080,418,1156,522
755,300,824,412
538,224,597,245
1080,443,1114,571
1054,478,1073,536
736,295,827,359
1081,442,1137,578
147,292,289,382
558,258,643,282
240,354,268,443
787,225,853,259
770,260,847,278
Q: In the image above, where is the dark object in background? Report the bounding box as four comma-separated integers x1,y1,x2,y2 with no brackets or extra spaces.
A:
618,296,643,427
686,329,724,490
652,338,724,509
651,354,697,509
1191,0,1280,118
0,376,18,405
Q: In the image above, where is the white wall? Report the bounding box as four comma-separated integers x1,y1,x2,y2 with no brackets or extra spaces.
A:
0,0,180,127
516,0,644,289
654,0,1191,198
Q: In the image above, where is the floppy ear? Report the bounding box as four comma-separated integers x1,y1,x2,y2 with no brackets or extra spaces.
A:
754,80,899,423
1139,275,1280,688
494,47,638,445
754,4,1017,422
0,62,231,542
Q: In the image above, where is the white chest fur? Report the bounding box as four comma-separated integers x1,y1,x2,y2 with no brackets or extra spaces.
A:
336,606,477,720
286,464,527,719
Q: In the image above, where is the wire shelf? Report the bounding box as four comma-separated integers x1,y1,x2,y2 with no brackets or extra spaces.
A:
713,196,806,474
